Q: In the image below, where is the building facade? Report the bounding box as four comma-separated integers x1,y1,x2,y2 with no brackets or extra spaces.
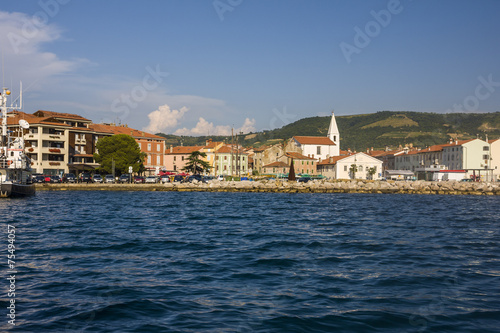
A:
317,153,383,180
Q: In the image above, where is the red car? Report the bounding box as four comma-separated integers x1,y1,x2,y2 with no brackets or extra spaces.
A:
44,175,52,183
134,176,145,183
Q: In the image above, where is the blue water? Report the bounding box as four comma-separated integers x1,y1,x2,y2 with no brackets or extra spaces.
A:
1,191,499,332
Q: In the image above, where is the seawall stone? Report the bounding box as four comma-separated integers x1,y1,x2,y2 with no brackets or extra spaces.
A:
34,180,500,195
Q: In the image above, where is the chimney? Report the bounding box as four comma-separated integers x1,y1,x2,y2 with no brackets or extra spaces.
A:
329,157,332,163
486,134,489,143
455,140,458,145
170,145,173,153
449,138,453,144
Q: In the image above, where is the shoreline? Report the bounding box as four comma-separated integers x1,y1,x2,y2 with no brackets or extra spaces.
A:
35,180,500,195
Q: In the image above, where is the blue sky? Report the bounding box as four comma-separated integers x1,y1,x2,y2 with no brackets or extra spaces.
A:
0,0,499,135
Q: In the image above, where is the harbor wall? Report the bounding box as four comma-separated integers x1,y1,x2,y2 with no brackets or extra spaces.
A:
35,180,500,195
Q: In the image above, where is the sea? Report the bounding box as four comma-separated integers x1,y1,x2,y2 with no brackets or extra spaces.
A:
1,191,499,333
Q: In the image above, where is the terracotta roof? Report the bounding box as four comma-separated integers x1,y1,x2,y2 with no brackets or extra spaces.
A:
216,145,247,154
367,150,386,156
419,144,445,153
204,141,223,149
317,155,348,165
263,161,289,168
373,150,404,157
166,146,204,154
33,110,91,122
440,139,474,147
293,136,335,145
285,152,316,160
89,123,165,140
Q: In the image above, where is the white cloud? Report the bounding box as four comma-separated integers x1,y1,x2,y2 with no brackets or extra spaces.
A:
0,11,85,90
174,117,256,136
143,104,189,133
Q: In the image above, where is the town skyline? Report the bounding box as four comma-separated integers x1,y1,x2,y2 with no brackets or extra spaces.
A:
0,1,499,136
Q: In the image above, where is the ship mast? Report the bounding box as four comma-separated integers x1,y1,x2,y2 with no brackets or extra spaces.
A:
0,87,10,147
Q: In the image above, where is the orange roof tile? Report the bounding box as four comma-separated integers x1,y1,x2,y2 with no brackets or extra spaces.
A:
89,123,164,140
440,139,474,147
293,136,335,145
285,152,316,160
166,146,204,154
263,161,289,168
33,110,91,122
317,155,348,165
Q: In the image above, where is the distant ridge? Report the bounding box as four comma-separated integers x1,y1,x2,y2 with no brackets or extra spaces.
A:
157,111,500,151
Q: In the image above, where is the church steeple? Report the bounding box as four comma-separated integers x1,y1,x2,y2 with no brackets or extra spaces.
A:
328,110,339,146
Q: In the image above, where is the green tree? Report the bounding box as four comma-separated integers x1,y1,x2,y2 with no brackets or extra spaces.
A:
349,164,358,179
94,134,145,175
368,167,377,180
182,151,211,174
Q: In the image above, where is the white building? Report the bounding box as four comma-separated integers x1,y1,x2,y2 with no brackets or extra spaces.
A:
286,112,340,161
317,152,383,180
491,139,500,181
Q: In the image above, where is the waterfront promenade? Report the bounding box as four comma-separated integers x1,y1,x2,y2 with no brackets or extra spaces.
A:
36,179,500,195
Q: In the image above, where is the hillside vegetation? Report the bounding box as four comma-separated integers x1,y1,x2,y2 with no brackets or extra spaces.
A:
157,111,500,151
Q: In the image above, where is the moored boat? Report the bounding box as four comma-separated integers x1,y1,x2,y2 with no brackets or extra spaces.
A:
0,87,35,198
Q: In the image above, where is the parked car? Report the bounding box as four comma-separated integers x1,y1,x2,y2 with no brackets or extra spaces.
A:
297,177,311,183
31,173,43,182
119,174,131,183
134,176,145,184
62,173,77,183
172,175,185,183
92,174,103,183
79,173,92,183
216,175,224,181
33,175,45,183
104,174,115,183
184,174,205,183
50,175,62,183
160,175,170,183
44,175,52,183
145,176,158,183
204,176,215,181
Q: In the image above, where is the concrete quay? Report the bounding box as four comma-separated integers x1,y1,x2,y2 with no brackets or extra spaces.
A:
35,180,500,195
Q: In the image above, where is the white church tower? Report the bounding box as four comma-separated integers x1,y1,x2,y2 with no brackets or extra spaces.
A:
327,110,340,156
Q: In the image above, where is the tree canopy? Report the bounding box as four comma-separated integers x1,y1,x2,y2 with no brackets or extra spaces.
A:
94,134,145,175
182,151,211,174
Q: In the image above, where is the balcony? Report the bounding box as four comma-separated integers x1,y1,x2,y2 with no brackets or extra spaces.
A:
41,133,64,141
41,147,67,155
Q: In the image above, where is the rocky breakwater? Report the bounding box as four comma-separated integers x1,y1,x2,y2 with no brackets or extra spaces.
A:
178,179,500,195
36,180,500,195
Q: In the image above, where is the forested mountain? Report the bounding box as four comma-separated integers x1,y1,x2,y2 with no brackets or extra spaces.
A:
157,111,500,151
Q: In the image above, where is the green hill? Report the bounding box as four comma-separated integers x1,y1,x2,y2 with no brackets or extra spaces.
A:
157,111,500,151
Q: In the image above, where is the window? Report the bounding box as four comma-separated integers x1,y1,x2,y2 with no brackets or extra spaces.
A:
483,154,489,160
182,156,184,161
317,146,321,155
174,156,176,161
344,165,347,171
359,165,363,171
224,156,227,160
147,143,151,151
157,144,160,151
333,135,336,141
483,146,490,151
147,155,151,164
157,155,160,165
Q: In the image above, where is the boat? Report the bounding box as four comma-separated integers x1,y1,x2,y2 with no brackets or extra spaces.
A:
0,87,35,197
